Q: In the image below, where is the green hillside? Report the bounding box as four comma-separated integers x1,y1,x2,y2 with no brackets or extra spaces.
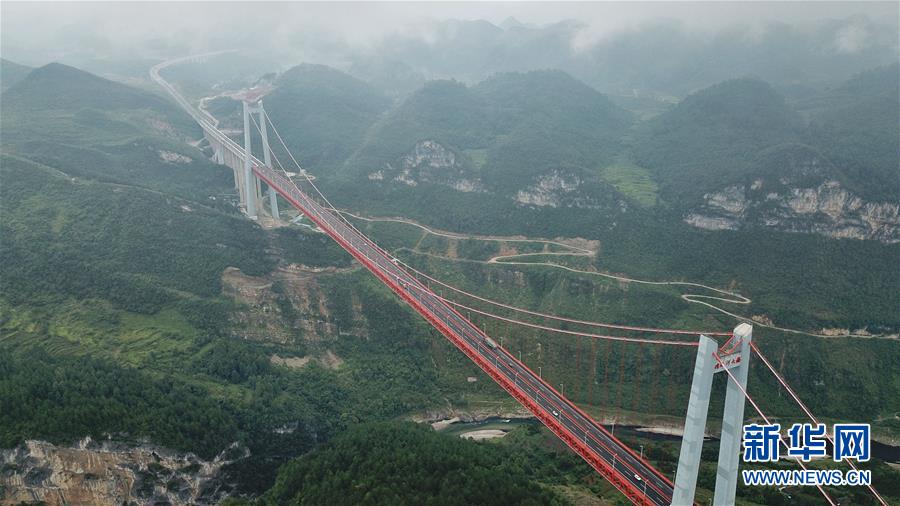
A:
4,62,176,113
804,64,900,200
635,78,802,202
343,69,633,194
0,62,215,199
1,62,198,145
0,62,523,497
636,71,900,204
263,64,392,172
0,154,272,310
256,422,566,506
0,58,32,92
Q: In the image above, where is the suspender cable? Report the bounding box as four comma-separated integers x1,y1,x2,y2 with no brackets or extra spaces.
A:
751,343,888,506
603,339,612,407
402,282,700,347
260,109,732,340
713,352,838,506
616,349,626,409
575,334,582,402
387,262,732,337
589,338,598,405
633,342,644,412
649,347,661,414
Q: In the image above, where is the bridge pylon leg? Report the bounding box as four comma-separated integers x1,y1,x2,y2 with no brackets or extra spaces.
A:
672,335,717,505
242,100,257,219
256,101,279,221
713,323,752,505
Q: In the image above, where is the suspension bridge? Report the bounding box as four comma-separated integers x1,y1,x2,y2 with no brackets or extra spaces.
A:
151,54,886,506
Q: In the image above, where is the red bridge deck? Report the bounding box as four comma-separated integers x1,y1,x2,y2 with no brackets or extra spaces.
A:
253,164,676,506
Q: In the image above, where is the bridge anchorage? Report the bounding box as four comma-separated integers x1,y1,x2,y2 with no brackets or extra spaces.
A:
153,54,887,506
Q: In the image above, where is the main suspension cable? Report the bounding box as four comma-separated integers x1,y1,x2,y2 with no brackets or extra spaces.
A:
258,110,727,340
404,281,699,347
258,118,874,502
391,262,731,337
254,110,863,505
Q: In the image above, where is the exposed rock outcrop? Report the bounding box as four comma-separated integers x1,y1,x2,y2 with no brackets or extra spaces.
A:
0,438,245,506
515,171,582,208
223,265,367,344
686,180,899,242
400,140,456,169
158,150,192,164
513,170,613,210
375,140,487,193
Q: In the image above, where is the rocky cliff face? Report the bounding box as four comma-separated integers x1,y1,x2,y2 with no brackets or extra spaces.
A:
223,263,367,346
686,180,899,243
0,438,245,506
368,141,627,210
400,140,456,169
515,170,581,208
684,144,900,242
514,170,619,211
369,140,484,192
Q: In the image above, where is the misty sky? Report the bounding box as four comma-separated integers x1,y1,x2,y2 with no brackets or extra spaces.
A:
3,1,898,66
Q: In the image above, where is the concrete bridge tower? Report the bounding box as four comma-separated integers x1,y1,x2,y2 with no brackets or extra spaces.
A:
241,99,279,221
672,323,753,506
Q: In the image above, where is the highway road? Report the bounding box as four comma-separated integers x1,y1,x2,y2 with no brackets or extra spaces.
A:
253,165,676,506
152,56,675,505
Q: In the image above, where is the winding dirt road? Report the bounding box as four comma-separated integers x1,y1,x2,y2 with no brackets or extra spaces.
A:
341,211,893,339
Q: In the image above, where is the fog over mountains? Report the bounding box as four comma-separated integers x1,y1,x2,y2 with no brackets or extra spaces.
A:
3,2,897,99
1,3,898,505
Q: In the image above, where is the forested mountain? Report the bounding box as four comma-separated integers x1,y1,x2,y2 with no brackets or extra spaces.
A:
1,16,898,503
196,58,898,247
344,69,632,206
0,63,217,201
0,58,31,92
0,63,456,501
634,70,899,242
635,78,802,201
253,423,565,506
4,63,174,113
227,59,898,335
264,64,392,172
803,63,900,200
638,69,900,206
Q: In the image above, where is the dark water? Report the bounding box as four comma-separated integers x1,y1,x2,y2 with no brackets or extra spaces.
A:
870,440,900,464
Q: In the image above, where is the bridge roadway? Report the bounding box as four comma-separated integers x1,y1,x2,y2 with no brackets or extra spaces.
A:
253,165,676,506
152,57,677,505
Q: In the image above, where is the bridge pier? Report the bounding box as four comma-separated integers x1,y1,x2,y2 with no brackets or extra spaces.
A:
213,145,224,165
